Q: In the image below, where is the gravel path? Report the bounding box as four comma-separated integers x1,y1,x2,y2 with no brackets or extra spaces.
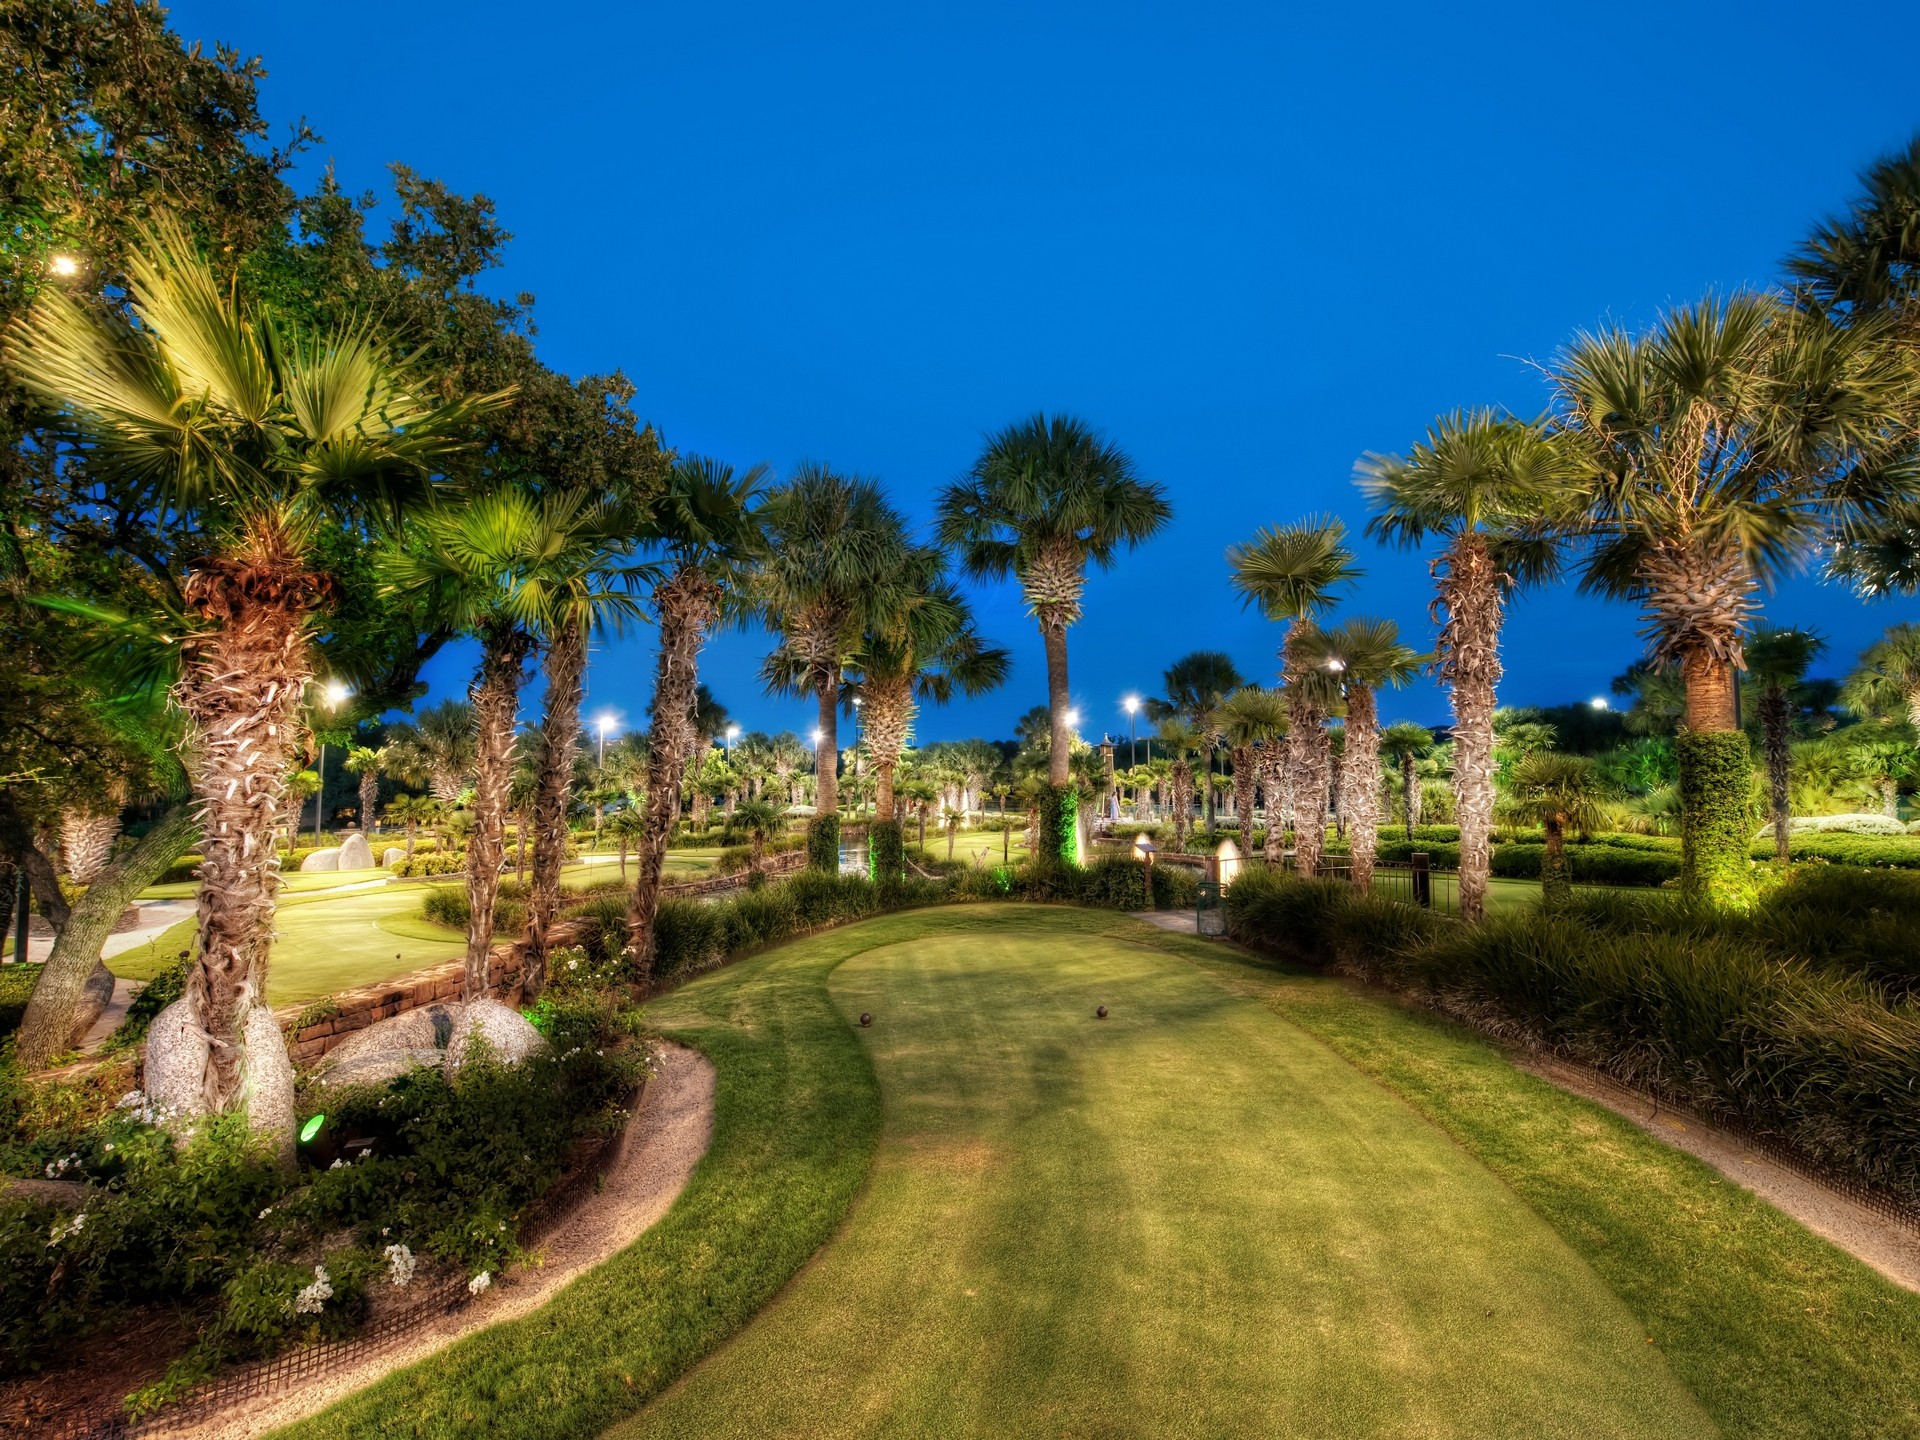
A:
171,1041,716,1440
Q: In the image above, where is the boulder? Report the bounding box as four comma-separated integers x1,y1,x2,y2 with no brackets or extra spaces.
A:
336,832,375,871
446,998,546,1074
144,999,297,1164
383,847,409,868
312,1004,459,1090
300,848,342,873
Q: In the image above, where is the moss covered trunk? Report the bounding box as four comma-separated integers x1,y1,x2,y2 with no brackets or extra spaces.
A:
463,624,533,999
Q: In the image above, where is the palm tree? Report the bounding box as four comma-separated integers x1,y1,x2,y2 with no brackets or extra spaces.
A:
767,731,810,808
1500,754,1610,911
626,456,766,983
1218,686,1288,856
3,214,499,1125
1552,298,1911,904
488,493,651,996
387,700,480,804
1147,652,1244,829
1842,622,1920,729
844,556,1011,822
605,807,646,882
1300,619,1422,888
937,413,1171,849
1358,412,1573,921
1228,516,1360,879
1154,718,1205,850
1378,722,1434,839
383,794,437,862
343,744,390,838
756,464,917,863
734,799,781,875
1744,625,1828,861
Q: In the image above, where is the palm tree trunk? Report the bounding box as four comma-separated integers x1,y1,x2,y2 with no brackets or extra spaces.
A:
813,670,840,816
462,626,532,1000
526,616,586,996
1233,746,1256,855
628,566,716,985
1345,686,1382,889
358,772,378,838
1023,546,1084,789
174,535,325,1114
1438,535,1502,923
1760,685,1792,863
17,804,200,1068
1402,755,1418,839
1540,813,1571,910
60,810,121,885
1261,745,1287,863
515,809,529,882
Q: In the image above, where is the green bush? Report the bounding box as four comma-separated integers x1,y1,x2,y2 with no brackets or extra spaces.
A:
806,815,841,874
1036,786,1078,864
155,854,203,885
714,833,807,876
1224,864,1920,1204
390,852,465,878
1758,833,1920,870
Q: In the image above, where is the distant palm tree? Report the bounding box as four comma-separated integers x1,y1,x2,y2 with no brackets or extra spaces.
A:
388,700,480,804
1500,754,1610,911
1745,625,1828,862
938,413,1171,809
1378,722,1434,839
733,799,781,875
1148,652,1244,829
1154,718,1206,850
343,745,390,839
627,456,765,983
1359,412,1573,920
1300,619,1422,887
383,794,438,862
1842,622,1920,729
1228,516,1359,878
605,808,646,883
1219,686,1288,857
757,464,917,851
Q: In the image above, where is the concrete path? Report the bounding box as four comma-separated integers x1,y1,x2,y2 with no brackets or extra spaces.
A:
1130,908,1197,934
12,896,196,966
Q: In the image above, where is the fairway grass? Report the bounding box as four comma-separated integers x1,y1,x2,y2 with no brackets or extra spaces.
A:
624,912,1710,1440
265,904,1920,1440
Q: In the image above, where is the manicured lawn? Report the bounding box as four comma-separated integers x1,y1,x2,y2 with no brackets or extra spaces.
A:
623,909,1710,1439
263,904,1920,1439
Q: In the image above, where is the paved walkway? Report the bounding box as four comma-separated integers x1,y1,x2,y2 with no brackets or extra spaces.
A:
1130,909,1197,934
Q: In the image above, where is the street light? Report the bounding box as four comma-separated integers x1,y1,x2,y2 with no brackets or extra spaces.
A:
724,723,741,761
312,681,351,845
1122,695,1140,768
48,253,79,278
593,711,619,767
1590,696,1610,712
1065,707,1081,730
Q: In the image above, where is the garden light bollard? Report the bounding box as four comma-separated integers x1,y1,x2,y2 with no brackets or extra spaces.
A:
1412,851,1431,909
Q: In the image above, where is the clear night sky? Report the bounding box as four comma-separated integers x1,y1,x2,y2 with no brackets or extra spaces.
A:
168,0,1920,745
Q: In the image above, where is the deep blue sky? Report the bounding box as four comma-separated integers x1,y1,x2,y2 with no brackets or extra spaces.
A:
171,0,1920,745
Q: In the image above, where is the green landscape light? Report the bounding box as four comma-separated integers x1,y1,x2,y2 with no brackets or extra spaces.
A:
300,1114,325,1144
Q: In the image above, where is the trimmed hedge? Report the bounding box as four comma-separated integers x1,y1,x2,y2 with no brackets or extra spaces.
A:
1678,730,1755,905
806,816,840,874
1224,865,1920,1205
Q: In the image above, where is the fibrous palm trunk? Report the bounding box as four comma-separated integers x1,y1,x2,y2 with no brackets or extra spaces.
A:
60,810,121,885
1435,535,1502,923
526,616,586,996
175,529,328,1114
1170,761,1193,849
358,771,379,838
1023,543,1085,789
1261,743,1287,864
462,623,533,999
1232,745,1256,855
1759,684,1792,863
865,676,912,819
1283,624,1331,877
1402,755,1419,839
1344,685,1382,889
628,566,716,985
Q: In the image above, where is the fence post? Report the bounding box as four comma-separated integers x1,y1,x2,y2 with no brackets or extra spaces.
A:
1411,851,1431,908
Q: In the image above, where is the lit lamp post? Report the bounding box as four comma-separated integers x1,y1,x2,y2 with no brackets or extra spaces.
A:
311,680,351,845
1122,695,1140,767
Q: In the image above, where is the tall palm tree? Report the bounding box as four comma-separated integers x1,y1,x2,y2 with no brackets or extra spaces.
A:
768,731,809,807
1154,718,1205,850
843,557,1011,821
1147,652,1244,829
1219,686,1288,857
1842,622,1920,729
1553,298,1912,903
756,464,918,862
1358,412,1573,921
937,413,1171,843
1299,618,1422,887
626,456,765,983
1228,516,1360,879
387,700,479,803
1378,722,1434,839
343,744,390,837
1500,754,1610,912
3,214,499,1123
1744,625,1828,861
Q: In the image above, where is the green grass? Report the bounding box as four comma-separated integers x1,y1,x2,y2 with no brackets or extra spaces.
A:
268,906,892,1440
623,908,1709,1439
259,904,1920,1438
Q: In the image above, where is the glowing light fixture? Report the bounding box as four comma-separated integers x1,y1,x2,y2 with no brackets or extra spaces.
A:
1065,707,1081,728
1590,696,1610,711
1122,695,1140,715
48,253,79,277
299,1113,325,1144
1324,657,1347,673
322,680,351,707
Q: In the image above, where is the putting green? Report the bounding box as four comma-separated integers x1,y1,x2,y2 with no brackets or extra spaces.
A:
623,915,1714,1438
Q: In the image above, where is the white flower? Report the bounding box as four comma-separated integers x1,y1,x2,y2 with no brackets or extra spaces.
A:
102,1143,114,1154
46,1211,86,1247
384,1243,416,1287
258,1208,273,1220
328,1157,346,1170
567,959,578,970
293,1265,333,1315
467,1270,492,1296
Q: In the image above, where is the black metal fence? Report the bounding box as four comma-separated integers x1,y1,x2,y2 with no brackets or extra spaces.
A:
1255,853,1463,919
